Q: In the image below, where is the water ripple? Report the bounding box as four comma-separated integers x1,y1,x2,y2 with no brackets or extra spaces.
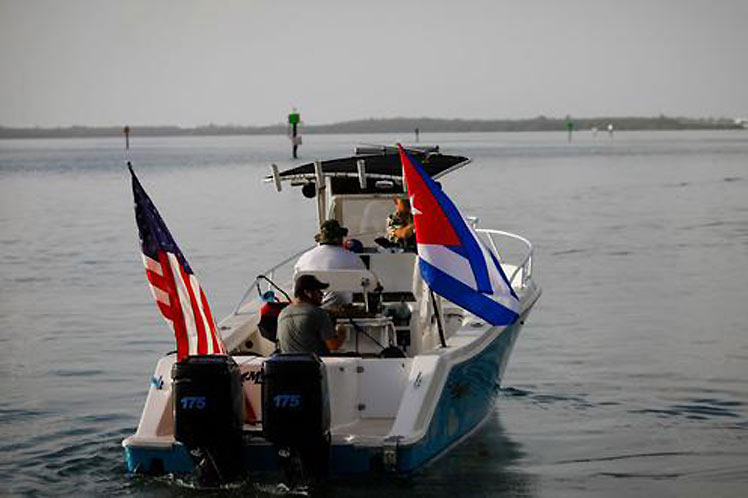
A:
630,398,744,421
499,387,595,409
598,471,683,479
49,369,105,377
550,248,588,256
556,451,690,464
0,407,48,421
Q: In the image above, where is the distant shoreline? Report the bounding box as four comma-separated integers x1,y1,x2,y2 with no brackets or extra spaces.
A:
0,116,743,139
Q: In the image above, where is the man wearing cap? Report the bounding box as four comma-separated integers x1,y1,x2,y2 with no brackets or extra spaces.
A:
294,219,366,307
277,274,344,354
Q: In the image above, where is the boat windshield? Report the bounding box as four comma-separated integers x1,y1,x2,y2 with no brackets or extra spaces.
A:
330,194,396,247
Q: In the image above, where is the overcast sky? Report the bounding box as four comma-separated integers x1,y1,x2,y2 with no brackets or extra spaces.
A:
1,0,746,127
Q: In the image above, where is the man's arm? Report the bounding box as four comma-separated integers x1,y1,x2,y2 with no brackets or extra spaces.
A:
324,324,346,351
318,309,345,351
393,223,414,239
386,214,413,242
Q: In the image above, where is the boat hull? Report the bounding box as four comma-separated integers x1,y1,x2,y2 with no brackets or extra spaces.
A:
123,314,526,477
393,316,523,474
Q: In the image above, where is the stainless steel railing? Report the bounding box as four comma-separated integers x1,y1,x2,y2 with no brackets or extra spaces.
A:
476,228,534,290
233,228,534,316
232,245,313,315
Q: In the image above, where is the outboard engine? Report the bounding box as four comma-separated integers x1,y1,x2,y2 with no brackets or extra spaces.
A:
263,353,330,483
172,355,243,484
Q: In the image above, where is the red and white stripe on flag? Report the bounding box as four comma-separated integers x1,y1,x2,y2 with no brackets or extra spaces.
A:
142,251,226,361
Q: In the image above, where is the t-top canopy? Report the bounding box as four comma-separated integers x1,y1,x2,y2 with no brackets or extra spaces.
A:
265,145,470,195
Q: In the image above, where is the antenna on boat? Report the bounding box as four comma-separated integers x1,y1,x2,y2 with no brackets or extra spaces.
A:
314,160,327,224
270,164,282,192
356,159,367,189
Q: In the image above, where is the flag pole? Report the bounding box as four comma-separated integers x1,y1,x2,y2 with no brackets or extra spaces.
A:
429,289,447,348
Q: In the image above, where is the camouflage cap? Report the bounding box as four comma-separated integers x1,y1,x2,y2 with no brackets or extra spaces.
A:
315,219,349,244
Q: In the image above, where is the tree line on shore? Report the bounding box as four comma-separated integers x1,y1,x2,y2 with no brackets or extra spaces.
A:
0,115,742,139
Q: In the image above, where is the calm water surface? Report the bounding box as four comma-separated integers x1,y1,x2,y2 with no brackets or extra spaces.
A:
1,131,747,496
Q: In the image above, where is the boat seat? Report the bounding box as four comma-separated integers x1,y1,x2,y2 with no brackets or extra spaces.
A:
295,269,380,293
366,252,416,293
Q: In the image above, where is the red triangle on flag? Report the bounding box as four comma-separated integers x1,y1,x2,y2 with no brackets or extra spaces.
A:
400,149,461,246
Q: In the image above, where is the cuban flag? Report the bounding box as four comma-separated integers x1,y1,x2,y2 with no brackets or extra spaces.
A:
129,164,226,361
398,146,520,326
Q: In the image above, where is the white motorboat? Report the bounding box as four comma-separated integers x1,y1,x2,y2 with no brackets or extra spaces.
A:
122,145,541,482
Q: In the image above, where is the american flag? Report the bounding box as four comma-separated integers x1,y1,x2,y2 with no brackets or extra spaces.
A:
129,164,226,360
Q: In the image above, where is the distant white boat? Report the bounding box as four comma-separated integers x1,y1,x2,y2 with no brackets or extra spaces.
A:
122,145,541,484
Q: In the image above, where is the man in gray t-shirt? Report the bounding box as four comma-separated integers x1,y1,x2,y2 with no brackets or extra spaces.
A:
277,275,342,355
